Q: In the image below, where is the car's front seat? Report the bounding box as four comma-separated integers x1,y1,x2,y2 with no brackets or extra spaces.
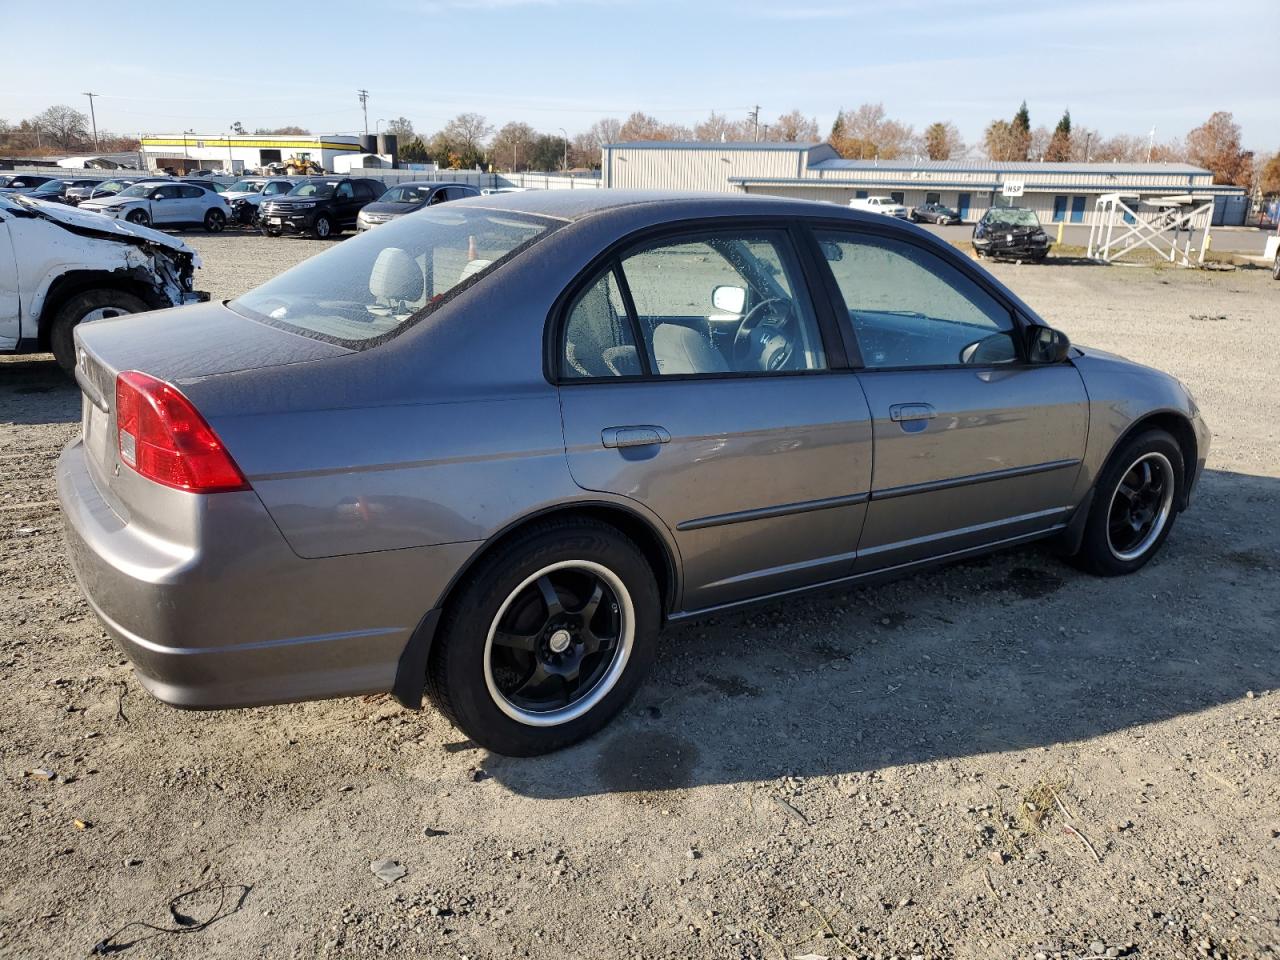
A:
368,248,424,309
652,324,728,375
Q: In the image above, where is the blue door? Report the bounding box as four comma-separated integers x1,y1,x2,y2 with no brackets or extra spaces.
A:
1070,196,1086,223
1052,195,1068,222
956,193,971,220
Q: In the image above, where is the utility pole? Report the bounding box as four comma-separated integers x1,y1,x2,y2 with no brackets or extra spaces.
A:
1084,131,1093,163
748,105,760,142
82,92,99,150
558,127,569,172
357,89,370,136
1146,126,1156,162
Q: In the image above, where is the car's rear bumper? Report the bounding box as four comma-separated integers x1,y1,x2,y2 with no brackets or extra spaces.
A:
57,437,471,709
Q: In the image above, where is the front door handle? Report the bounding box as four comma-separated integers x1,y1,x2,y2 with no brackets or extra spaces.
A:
601,425,671,449
889,403,936,422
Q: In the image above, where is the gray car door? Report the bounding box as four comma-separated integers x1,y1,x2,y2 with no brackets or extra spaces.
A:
810,227,1089,571
557,225,874,613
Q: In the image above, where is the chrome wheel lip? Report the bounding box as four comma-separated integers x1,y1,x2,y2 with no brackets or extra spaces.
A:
1106,451,1175,562
483,560,634,728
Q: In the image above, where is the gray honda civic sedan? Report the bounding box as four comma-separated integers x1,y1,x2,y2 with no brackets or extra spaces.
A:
58,190,1209,756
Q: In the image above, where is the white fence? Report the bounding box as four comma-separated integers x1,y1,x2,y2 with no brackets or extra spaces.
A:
345,169,602,191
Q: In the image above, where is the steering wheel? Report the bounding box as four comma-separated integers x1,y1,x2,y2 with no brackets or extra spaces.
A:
733,297,794,370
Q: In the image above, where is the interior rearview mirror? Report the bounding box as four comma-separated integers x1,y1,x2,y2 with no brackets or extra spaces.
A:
819,240,844,262
1026,324,1071,364
711,285,746,314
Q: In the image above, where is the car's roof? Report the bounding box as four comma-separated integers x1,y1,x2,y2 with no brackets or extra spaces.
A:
460,189,852,223
393,180,475,189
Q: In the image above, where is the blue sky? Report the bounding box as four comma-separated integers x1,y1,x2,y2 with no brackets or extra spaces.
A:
3,0,1276,152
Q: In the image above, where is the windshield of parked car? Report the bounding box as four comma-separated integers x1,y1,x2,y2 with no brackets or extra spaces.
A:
227,180,262,193
30,180,66,194
118,184,156,198
986,208,1040,227
380,185,433,204
230,207,561,347
289,181,336,198
94,180,128,195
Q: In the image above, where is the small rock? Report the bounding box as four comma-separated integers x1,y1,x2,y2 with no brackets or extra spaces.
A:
1245,690,1255,699
369,858,407,884
897,896,912,908
686,848,700,860
25,768,56,781
124,857,142,867
423,827,448,838
1091,941,1106,955
470,768,490,782
988,850,1007,866
72,819,90,830
1106,948,1120,958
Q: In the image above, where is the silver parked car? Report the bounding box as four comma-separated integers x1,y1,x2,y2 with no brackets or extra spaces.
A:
58,192,1209,756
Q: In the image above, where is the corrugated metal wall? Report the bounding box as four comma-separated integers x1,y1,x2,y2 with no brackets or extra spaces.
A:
605,146,807,192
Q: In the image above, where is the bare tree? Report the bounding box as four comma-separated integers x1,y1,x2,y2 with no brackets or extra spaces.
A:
771,109,819,143
694,111,751,142
34,105,89,150
829,103,917,159
490,121,538,171
983,120,1022,161
922,121,964,160
618,112,690,142
1258,152,1280,197
385,117,414,139
1186,111,1253,186
430,113,494,168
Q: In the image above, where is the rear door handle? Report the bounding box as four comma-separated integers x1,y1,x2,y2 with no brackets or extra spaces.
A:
601,425,671,449
889,403,936,422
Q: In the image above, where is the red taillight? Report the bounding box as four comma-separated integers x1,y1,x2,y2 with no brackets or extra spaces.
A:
114,371,249,494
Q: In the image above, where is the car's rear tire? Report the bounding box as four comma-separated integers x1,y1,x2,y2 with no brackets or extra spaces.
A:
1272,251,1279,280
312,214,333,240
125,209,149,226
427,518,660,756
49,289,148,375
203,208,226,232
1069,428,1184,576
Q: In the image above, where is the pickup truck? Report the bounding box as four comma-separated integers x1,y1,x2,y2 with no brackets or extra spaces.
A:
0,193,206,373
848,195,910,219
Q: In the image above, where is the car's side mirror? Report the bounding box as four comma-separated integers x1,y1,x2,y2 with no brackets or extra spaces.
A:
711,284,746,314
1026,324,1071,363
151,192,164,201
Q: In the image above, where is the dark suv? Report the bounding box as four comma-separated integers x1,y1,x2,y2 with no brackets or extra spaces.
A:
259,177,385,239
972,206,1051,261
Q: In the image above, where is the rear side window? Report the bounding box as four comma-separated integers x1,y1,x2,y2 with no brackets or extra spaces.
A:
180,185,205,199
562,270,640,378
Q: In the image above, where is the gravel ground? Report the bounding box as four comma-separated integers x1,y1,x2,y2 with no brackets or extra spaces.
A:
1,232,1278,960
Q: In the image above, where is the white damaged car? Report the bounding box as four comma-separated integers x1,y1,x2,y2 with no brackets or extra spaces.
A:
0,193,207,373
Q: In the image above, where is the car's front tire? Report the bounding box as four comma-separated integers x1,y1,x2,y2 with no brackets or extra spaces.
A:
203,208,226,232
427,518,660,756
312,214,333,240
1070,428,1183,576
125,209,149,226
49,289,148,375
1272,250,1279,281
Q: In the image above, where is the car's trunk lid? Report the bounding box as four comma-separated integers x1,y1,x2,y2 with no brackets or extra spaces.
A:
73,300,352,512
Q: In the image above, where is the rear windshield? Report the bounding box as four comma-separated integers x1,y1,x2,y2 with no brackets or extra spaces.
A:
229,207,560,347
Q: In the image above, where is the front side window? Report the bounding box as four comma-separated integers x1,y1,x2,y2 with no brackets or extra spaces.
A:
561,230,827,378
814,230,1018,369
230,207,558,347
336,182,355,199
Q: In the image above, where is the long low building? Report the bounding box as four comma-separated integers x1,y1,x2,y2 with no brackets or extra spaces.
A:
140,133,363,175
602,141,1249,226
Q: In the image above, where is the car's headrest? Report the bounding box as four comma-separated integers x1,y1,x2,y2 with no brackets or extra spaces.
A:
369,247,424,302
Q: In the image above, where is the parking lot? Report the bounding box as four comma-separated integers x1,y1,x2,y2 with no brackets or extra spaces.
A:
2,233,1278,959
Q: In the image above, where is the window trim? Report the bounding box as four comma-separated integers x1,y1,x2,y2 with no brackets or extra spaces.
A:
799,219,1038,371
545,217,847,386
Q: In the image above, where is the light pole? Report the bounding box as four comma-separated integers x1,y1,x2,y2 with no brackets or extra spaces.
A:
226,127,235,173
82,92,99,150
558,127,569,172
376,118,386,135
357,90,370,136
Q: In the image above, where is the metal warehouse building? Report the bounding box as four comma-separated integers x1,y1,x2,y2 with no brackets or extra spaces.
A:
140,133,363,175
602,141,1248,227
